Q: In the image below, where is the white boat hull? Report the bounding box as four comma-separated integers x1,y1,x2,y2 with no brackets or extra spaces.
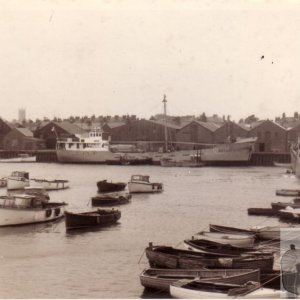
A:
0,203,66,226
196,232,255,247
7,178,30,190
170,285,282,299
30,179,69,190
128,182,163,193
200,148,251,162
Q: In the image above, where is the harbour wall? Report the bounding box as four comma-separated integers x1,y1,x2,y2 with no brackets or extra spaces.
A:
0,150,291,166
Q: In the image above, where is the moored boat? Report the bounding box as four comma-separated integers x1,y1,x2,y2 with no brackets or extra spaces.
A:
97,180,126,193
170,280,281,299
30,178,69,190
160,157,204,167
140,268,260,292
128,175,163,193
183,239,275,257
0,194,66,226
7,171,30,190
276,189,300,197
145,244,274,271
65,208,121,230
273,161,292,168
278,207,300,221
209,224,255,235
271,201,300,210
91,192,131,206
196,231,256,247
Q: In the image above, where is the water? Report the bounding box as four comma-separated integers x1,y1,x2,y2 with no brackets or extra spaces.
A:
0,163,299,298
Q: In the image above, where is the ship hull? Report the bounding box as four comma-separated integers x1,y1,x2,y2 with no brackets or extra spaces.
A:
56,149,121,163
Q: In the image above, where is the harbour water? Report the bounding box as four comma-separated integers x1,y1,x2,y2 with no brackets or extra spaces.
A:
0,163,298,298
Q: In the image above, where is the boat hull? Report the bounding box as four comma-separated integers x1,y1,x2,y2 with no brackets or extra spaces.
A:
65,209,121,230
140,268,260,292
91,193,131,206
0,202,66,226
97,181,126,193
7,178,30,190
128,182,163,193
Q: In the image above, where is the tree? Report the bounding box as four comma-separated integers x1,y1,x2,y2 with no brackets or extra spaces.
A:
245,114,259,124
294,112,299,119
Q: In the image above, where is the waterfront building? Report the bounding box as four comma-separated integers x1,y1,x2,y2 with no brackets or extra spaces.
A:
2,127,45,150
34,121,83,149
213,121,249,143
248,120,288,152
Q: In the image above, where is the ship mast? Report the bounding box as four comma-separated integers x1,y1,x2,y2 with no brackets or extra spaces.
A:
163,94,168,152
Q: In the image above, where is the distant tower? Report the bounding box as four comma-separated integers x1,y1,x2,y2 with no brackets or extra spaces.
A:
18,108,26,123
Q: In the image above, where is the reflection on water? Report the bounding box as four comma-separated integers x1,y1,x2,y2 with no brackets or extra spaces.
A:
0,163,298,298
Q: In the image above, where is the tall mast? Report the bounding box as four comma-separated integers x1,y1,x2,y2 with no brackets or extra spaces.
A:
163,94,168,152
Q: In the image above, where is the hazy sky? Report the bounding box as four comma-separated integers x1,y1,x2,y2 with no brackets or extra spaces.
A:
1,0,300,122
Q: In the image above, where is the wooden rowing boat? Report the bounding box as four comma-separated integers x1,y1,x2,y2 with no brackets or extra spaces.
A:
183,239,275,257
65,209,121,230
170,280,281,299
91,192,131,206
140,268,260,292
145,244,274,271
196,231,255,247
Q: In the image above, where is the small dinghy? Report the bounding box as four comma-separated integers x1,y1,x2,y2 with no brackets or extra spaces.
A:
97,180,127,193
209,223,285,241
278,207,300,221
276,189,300,197
247,208,279,217
145,244,274,271
170,280,281,299
65,208,121,230
140,268,260,292
271,201,300,210
128,175,163,193
183,239,275,257
91,192,131,206
196,231,256,247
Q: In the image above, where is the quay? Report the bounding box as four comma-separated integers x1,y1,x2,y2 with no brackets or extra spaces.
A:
0,150,291,166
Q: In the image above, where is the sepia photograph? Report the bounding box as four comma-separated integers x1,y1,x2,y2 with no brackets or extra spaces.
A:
1,0,300,298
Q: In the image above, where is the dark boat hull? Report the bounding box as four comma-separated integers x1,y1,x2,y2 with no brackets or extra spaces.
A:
145,246,274,272
91,193,131,206
97,180,126,193
65,209,121,230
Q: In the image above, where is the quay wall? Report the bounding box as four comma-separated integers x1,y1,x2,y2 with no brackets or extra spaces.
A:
0,150,291,166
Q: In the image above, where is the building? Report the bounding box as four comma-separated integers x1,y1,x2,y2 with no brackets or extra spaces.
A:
103,119,179,151
249,120,288,152
2,127,45,150
34,121,84,149
0,118,14,148
18,108,26,123
176,121,218,149
213,121,249,143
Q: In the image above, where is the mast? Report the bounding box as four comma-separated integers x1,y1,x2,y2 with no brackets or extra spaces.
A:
162,94,168,152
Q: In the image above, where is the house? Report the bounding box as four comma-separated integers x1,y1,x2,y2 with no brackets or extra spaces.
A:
34,121,84,149
176,121,218,149
248,120,288,152
213,121,249,143
2,127,46,150
0,118,14,148
287,124,300,146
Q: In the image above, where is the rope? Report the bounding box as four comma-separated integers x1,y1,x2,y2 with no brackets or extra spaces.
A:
138,249,146,265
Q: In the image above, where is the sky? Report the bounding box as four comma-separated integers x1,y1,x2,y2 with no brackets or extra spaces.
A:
1,0,300,122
